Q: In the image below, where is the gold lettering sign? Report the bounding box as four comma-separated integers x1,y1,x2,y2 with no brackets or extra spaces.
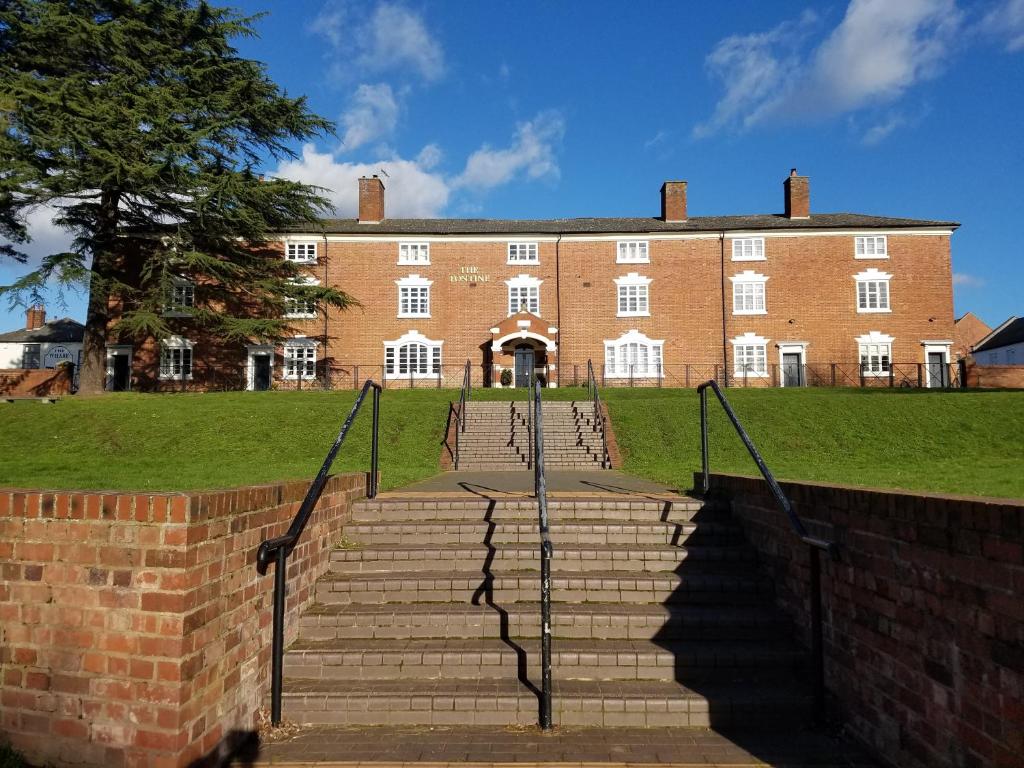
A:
449,266,491,283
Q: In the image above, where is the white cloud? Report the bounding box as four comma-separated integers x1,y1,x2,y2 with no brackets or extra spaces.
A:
276,144,450,218
2,205,76,264
311,1,445,82
696,0,962,138
979,0,1024,52
953,272,986,288
453,111,565,190
416,143,443,170
861,114,907,145
340,83,400,151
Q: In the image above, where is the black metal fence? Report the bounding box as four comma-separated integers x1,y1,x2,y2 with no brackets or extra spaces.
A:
128,360,965,392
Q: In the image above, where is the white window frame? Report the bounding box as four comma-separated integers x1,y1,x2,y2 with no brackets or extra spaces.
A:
730,270,768,315
163,278,195,316
731,333,769,377
284,276,320,319
731,237,765,262
383,330,443,379
604,329,664,379
21,343,41,369
613,273,652,317
855,235,888,259
855,269,892,313
285,241,318,264
159,336,194,380
506,274,542,315
283,338,318,380
507,242,539,265
396,274,432,318
398,242,430,265
616,240,649,264
856,331,894,377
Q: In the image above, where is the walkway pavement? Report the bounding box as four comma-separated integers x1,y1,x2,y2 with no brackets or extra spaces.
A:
255,723,876,766
380,470,686,499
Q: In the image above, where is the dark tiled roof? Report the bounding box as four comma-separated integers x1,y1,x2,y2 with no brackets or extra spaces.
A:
0,318,84,343
281,212,958,236
973,317,1024,353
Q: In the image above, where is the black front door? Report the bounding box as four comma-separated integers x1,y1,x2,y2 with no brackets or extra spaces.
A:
111,354,130,392
927,352,947,388
253,354,271,391
782,352,803,387
514,346,534,388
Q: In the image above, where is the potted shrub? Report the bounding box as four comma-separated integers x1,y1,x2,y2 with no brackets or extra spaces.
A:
500,368,513,387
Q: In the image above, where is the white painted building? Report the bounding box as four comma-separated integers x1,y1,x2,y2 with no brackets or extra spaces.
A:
972,316,1024,366
0,307,84,371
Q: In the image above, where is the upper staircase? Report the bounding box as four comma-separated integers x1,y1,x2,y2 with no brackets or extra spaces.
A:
456,400,609,470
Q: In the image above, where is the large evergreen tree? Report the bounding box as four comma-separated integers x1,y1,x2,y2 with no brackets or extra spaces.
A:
0,0,352,393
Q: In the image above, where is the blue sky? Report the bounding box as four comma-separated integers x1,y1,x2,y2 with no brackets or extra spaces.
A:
3,0,1023,329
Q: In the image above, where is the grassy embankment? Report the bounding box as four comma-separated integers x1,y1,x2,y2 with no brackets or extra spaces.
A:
1,387,1022,498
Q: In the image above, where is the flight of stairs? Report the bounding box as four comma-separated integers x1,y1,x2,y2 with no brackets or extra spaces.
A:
456,400,609,470
278,493,813,728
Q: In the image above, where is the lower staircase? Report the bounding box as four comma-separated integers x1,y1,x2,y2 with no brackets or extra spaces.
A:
279,491,812,727
456,400,609,470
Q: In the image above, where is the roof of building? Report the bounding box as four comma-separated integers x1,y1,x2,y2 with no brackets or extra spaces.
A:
973,316,1024,354
280,212,958,236
953,312,993,358
0,318,85,344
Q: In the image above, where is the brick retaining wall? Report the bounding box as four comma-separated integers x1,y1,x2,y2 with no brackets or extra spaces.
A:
701,473,1024,768
963,358,1024,389
0,367,73,397
0,473,367,767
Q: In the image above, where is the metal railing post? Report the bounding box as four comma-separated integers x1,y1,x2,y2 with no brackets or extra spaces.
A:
700,386,709,495
270,546,287,724
533,379,553,730
370,387,380,498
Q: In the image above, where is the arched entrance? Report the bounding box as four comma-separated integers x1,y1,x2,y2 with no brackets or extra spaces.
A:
488,311,558,388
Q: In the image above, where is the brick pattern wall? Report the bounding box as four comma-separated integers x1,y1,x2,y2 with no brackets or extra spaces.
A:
701,473,1024,768
964,358,1024,389
0,474,366,767
0,367,73,397
109,228,955,392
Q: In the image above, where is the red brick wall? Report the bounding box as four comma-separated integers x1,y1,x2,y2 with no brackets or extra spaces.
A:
702,473,1024,768
964,358,1024,389
0,473,366,767
0,367,73,397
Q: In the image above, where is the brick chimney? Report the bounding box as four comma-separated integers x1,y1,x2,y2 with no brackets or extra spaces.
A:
25,304,46,331
784,168,810,219
661,181,687,222
358,175,385,223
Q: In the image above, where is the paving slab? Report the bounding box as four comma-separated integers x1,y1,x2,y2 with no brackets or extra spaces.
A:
381,471,685,499
254,724,877,767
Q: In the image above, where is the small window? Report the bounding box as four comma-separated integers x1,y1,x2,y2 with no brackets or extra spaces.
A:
859,342,892,375
22,343,41,369
284,296,317,318
164,279,195,315
731,271,768,315
399,285,430,317
286,242,318,263
616,241,649,264
731,238,765,261
855,236,887,258
283,342,317,380
509,285,539,314
398,243,430,265
614,273,652,317
508,242,539,264
855,269,891,313
159,338,194,380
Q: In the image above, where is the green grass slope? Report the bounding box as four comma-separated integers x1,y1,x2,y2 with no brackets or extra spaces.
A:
1,388,1022,498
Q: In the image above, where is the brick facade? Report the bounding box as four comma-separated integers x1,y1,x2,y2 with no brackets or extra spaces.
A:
107,172,957,392
0,474,366,767
702,473,1024,768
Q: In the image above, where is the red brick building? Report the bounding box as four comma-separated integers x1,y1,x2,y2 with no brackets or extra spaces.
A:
107,169,958,391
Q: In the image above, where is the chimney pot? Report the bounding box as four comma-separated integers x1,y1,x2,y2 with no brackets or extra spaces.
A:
661,181,687,223
25,304,46,331
783,169,810,219
358,176,385,223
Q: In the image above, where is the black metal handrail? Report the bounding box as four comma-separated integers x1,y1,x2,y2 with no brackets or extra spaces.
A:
453,360,470,469
531,378,553,729
586,360,610,466
256,379,382,725
696,378,835,717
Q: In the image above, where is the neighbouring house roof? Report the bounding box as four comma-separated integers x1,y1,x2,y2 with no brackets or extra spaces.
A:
0,318,85,344
278,212,958,236
954,312,993,358
973,316,1024,354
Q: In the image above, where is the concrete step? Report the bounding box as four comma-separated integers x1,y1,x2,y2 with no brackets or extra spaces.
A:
280,677,813,727
328,543,755,574
297,602,793,642
341,519,742,547
314,568,772,605
457,461,609,471
283,637,805,682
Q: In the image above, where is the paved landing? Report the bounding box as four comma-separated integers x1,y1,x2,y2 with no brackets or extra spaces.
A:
381,470,685,499
255,724,877,767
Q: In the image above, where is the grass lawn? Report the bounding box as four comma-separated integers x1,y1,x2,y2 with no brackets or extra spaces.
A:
1,387,1022,498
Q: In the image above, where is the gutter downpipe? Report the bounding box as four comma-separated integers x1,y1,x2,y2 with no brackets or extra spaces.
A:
555,233,562,388
323,228,330,389
720,231,729,387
